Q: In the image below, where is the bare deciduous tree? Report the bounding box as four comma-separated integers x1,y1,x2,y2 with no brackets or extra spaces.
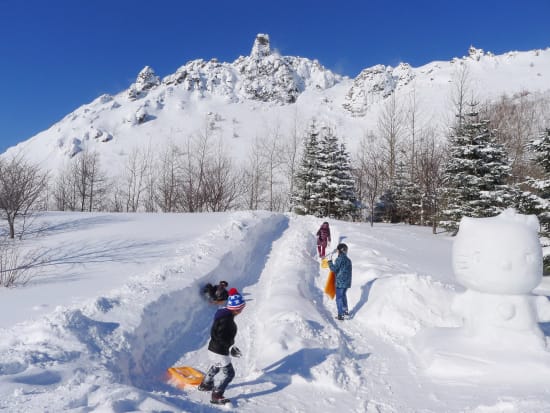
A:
377,93,405,181
259,123,285,211
242,137,269,210
203,143,242,212
449,63,475,130
354,133,387,226
52,151,108,212
84,150,107,212
156,143,181,212
52,161,75,211
0,155,48,239
415,129,445,233
485,92,547,182
281,112,303,211
122,146,152,212
179,130,210,212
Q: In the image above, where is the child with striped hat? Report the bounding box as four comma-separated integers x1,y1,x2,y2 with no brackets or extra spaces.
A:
198,289,246,404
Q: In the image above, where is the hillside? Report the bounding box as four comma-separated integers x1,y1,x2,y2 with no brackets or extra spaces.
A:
3,34,550,178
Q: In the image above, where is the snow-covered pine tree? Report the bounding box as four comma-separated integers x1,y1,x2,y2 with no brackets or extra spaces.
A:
333,142,359,220
517,128,550,273
524,128,550,235
291,122,322,215
291,123,358,219
439,105,513,232
313,127,340,217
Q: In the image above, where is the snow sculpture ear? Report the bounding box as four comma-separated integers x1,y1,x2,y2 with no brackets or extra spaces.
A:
498,208,539,233
524,215,540,233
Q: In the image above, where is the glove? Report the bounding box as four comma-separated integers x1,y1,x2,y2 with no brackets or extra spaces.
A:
230,346,242,358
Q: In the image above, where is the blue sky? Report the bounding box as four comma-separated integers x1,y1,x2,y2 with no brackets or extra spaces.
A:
0,0,549,153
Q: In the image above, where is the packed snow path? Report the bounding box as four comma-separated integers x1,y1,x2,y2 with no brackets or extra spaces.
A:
1,212,549,412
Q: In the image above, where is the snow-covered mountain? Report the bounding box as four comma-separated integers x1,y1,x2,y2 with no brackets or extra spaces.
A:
4,34,550,176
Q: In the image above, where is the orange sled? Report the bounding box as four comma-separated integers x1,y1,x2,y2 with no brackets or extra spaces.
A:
324,271,336,299
165,366,205,389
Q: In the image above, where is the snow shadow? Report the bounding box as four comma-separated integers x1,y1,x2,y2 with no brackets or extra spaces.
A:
350,278,377,317
540,322,550,337
12,370,62,386
21,214,130,237
64,310,120,354
235,347,334,399
27,239,173,274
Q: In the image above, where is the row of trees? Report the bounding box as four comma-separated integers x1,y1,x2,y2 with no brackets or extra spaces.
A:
1,98,549,229
1,71,550,237
350,65,550,237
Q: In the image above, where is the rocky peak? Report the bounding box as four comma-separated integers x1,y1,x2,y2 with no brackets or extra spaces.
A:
343,63,416,116
127,66,161,100
156,34,340,105
250,33,271,59
135,66,160,91
468,46,485,61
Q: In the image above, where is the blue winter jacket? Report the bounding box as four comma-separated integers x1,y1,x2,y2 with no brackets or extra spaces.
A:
328,253,352,288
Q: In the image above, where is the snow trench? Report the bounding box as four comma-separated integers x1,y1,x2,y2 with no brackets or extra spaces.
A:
103,213,291,391
85,213,371,411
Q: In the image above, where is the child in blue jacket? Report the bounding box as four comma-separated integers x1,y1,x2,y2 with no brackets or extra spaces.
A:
328,243,352,320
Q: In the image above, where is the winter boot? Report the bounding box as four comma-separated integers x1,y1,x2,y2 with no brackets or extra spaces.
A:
210,391,230,405
197,382,213,391
335,315,344,321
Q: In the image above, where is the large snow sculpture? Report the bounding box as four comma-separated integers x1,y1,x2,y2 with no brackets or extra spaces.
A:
413,209,550,381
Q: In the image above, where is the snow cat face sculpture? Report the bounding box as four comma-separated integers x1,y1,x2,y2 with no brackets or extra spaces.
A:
452,209,542,294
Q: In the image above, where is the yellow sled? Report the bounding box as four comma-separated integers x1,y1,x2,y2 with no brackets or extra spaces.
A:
321,258,329,268
165,366,205,389
324,271,336,299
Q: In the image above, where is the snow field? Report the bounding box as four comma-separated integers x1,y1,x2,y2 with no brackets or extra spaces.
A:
1,212,550,412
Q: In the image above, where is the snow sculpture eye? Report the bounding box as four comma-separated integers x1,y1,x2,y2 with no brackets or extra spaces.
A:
500,260,512,271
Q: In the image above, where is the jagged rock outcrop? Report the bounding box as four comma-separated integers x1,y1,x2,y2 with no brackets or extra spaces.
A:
163,59,237,99
128,66,161,100
163,33,341,104
343,63,415,116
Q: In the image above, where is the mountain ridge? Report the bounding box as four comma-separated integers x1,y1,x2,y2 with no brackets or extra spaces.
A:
3,34,550,178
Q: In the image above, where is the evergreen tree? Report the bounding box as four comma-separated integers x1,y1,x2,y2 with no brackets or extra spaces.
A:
439,106,513,232
524,128,550,235
519,128,550,273
291,123,358,219
291,122,322,215
333,142,359,219
374,189,398,223
313,127,340,217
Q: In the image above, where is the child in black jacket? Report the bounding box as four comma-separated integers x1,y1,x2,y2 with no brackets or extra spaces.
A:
202,281,229,303
198,288,245,404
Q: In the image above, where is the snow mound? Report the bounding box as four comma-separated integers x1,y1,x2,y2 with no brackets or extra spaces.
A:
363,274,459,341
